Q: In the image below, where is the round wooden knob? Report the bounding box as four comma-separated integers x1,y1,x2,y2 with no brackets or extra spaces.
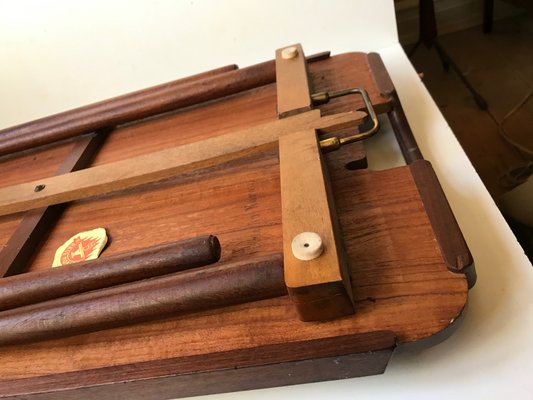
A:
281,46,298,60
291,232,323,261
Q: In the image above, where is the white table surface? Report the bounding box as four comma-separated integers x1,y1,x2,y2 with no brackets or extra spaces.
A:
1,1,532,399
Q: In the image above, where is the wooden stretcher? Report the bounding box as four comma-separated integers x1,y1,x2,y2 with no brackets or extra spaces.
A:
0,45,475,399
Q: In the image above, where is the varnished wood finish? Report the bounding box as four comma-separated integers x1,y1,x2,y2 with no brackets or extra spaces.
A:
388,92,424,163
368,52,394,97
371,48,475,310
276,44,313,117
0,52,468,398
0,331,395,399
0,149,467,396
367,52,474,285
368,52,423,163
409,160,476,285
0,110,365,217
280,130,354,321
0,235,221,312
0,130,110,277
0,254,284,346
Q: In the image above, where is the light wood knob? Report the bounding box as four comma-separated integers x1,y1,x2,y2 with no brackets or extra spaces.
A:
291,232,323,261
281,46,298,59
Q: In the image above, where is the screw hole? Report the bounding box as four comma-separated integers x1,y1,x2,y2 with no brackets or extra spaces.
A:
344,158,368,170
303,243,309,248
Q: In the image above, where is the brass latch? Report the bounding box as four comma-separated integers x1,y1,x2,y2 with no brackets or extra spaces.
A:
313,87,380,152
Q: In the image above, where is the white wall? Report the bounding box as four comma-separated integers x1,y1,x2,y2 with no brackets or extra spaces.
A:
0,0,397,128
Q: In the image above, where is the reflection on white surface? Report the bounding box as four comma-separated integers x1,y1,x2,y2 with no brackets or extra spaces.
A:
364,115,406,171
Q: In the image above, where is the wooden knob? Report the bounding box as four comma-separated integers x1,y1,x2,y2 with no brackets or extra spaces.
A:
291,232,323,261
281,46,298,60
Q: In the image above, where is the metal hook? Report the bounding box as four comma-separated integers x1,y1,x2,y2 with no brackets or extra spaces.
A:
312,88,380,152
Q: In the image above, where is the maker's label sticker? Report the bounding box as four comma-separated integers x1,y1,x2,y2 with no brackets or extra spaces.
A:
52,228,108,267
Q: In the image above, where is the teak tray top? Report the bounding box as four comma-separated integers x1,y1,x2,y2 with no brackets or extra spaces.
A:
0,52,469,399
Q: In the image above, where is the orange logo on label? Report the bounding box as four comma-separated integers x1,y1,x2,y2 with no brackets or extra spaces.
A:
52,228,108,268
60,235,102,264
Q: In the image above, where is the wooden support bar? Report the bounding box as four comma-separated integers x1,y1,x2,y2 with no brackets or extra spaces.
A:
367,52,474,285
276,44,313,118
389,99,475,285
279,130,354,321
0,130,110,277
409,160,476,286
387,93,424,164
0,235,221,312
0,52,330,157
0,110,366,217
367,52,422,163
0,254,285,346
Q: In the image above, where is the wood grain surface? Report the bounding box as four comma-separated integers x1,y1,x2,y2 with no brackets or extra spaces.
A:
0,332,395,399
280,130,354,321
0,130,110,277
276,44,313,117
0,254,284,346
0,52,467,398
368,52,475,286
0,152,466,394
0,235,221,312
0,110,365,217
409,160,476,285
